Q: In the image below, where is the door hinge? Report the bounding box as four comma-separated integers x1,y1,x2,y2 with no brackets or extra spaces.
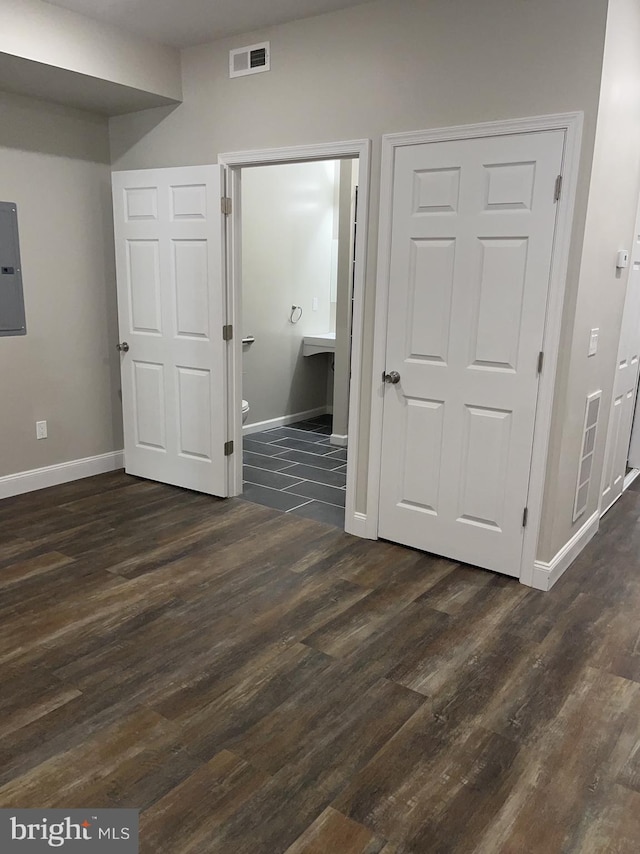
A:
224,440,234,456
522,507,528,527
223,324,233,341
537,351,544,374
221,196,232,215
554,175,563,203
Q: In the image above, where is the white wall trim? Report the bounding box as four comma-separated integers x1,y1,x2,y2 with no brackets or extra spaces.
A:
624,468,640,491
220,139,371,543
380,113,585,147
531,510,599,591
219,140,371,166
0,451,124,501
520,112,584,586
330,433,348,447
368,112,584,581
345,511,371,538
243,407,328,436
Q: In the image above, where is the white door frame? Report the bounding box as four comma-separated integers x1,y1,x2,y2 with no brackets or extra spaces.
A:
219,139,371,536
367,113,583,587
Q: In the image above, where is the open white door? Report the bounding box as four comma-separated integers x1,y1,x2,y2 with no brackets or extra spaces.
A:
601,203,640,511
378,130,564,576
112,166,228,496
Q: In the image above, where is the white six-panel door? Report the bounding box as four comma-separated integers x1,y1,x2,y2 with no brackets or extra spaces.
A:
112,166,228,496
378,131,564,576
601,203,640,512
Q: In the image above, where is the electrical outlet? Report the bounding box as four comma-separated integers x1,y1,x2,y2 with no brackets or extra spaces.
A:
36,420,47,440
588,328,599,357
312,297,319,311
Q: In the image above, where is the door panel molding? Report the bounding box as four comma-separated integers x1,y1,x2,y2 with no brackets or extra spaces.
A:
112,165,228,497
369,112,584,587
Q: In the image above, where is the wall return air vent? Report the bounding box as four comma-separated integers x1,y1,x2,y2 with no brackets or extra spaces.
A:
573,390,602,522
229,42,270,78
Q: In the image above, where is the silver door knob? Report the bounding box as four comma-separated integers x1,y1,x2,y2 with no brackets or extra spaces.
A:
116,342,129,353
384,371,401,384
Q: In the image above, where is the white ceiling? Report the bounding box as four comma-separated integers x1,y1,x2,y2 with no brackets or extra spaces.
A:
43,0,371,48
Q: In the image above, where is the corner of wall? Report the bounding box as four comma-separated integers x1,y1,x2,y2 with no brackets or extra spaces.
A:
537,0,640,566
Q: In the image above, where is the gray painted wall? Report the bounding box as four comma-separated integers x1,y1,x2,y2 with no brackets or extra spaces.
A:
539,0,640,560
1,0,181,100
0,90,122,477
109,0,609,561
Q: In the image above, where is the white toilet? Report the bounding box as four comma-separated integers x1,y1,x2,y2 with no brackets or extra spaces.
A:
242,399,250,424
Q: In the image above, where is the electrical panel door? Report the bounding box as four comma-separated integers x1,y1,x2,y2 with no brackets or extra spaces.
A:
0,202,26,337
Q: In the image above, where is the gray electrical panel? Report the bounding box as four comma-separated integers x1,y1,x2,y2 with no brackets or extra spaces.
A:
0,202,26,337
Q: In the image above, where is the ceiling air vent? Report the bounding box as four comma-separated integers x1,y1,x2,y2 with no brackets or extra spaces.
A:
229,42,270,78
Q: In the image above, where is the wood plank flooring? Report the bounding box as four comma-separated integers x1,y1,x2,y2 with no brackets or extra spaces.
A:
1,471,640,852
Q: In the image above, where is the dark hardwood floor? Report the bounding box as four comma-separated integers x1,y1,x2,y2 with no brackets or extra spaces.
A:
1,471,640,853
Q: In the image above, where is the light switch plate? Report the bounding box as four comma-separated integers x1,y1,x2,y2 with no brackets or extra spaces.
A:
588,328,599,357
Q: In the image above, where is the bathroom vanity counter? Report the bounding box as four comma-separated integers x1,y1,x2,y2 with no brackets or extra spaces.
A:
303,332,336,357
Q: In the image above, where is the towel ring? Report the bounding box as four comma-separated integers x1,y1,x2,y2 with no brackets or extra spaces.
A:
289,305,303,324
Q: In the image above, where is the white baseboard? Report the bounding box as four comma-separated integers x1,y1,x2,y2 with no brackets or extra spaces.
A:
345,510,376,539
243,407,328,436
0,450,125,500
531,510,599,591
330,433,348,447
624,468,640,491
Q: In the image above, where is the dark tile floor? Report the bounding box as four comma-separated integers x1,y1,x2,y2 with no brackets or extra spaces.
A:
241,415,346,528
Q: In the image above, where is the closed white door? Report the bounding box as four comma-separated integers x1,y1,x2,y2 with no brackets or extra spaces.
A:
378,130,564,576
601,214,640,512
112,166,228,496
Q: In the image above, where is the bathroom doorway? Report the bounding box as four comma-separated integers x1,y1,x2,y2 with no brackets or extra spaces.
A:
220,140,371,535
241,158,357,527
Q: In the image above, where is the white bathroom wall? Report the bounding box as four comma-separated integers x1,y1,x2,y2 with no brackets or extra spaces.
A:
241,160,339,427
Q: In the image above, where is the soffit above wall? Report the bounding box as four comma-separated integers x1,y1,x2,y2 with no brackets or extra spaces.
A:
0,52,180,116
42,0,373,48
